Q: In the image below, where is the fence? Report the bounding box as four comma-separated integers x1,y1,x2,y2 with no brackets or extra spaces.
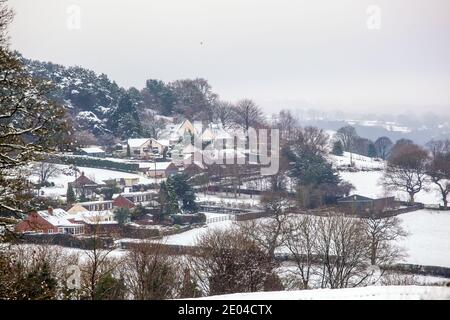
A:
206,215,236,224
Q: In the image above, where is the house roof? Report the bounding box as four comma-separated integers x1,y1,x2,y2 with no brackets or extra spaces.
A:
112,190,157,199
78,200,114,206
72,172,98,187
337,194,374,203
37,209,82,227
155,139,170,147
71,210,114,223
67,203,89,214
80,146,105,154
139,161,176,171
128,138,151,148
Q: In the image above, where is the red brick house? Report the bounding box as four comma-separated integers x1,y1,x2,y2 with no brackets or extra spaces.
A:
15,208,84,235
69,172,100,198
113,195,136,209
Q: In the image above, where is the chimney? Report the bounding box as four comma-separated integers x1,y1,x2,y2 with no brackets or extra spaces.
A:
48,207,54,215
81,171,85,176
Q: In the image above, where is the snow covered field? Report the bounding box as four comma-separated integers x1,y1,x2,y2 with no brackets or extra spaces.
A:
399,210,450,268
198,285,450,300
330,152,385,170
30,164,155,198
340,170,443,205
160,219,234,246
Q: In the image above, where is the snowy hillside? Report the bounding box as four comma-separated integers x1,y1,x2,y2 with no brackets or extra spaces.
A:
198,285,450,300
329,152,385,171
399,210,450,268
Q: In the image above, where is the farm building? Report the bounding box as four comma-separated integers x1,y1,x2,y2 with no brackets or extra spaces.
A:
337,194,397,215
75,146,106,158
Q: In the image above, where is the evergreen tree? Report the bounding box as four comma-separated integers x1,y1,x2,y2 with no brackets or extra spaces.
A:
97,181,120,200
126,143,131,158
159,174,198,216
112,93,141,139
159,180,179,217
332,140,344,156
170,174,198,213
93,273,126,300
114,207,131,225
142,79,175,116
66,184,76,204
16,262,58,300
79,193,88,203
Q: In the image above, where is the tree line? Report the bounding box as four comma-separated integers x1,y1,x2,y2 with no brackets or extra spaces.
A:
0,210,407,299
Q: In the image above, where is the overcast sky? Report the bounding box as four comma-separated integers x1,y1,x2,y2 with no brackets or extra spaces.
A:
7,0,450,116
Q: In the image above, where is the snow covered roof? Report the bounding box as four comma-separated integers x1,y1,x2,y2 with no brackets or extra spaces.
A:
67,204,89,214
37,209,82,227
77,200,114,206
156,139,170,147
72,172,98,187
80,146,105,154
71,210,115,224
112,190,157,199
139,161,175,171
128,138,151,148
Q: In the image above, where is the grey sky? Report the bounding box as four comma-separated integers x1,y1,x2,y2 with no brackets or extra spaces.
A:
7,0,450,116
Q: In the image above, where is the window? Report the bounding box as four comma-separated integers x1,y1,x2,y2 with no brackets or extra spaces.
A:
48,229,54,234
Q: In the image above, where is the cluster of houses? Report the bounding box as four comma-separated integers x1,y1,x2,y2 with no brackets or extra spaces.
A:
17,118,402,237
74,119,251,178
15,186,159,235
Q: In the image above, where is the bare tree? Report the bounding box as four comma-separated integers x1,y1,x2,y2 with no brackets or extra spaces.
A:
72,130,99,148
32,162,61,186
291,126,329,156
361,215,408,266
189,228,277,296
238,191,293,258
213,100,235,129
233,99,264,130
80,224,119,300
283,215,318,289
273,109,299,141
334,126,359,164
232,99,264,150
122,242,178,300
383,144,429,204
374,136,393,160
426,152,450,209
425,139,450,159
315,214,371,289
334,126,358,152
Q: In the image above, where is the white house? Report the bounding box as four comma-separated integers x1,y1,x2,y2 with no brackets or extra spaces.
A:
127,138,169,158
